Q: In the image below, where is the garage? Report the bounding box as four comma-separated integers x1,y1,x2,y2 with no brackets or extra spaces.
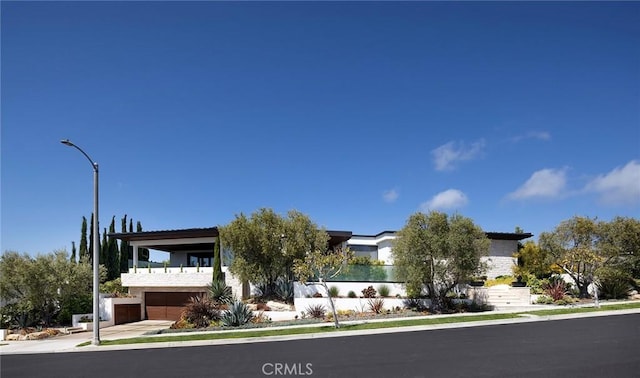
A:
114,304,141,325
145,292,204,321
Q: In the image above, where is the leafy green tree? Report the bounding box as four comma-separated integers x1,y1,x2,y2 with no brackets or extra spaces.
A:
0,251,98,327
219,208,288,296
539,216,600,298
513,241,556,279
597,216,640,278
79,216,89,263
294,242,353,329
392,211,490,312
219,208,327,296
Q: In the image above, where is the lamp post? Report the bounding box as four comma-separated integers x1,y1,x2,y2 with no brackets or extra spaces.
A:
61,139,100,346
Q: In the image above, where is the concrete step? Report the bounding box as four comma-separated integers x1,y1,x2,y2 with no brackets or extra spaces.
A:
65,327,84,334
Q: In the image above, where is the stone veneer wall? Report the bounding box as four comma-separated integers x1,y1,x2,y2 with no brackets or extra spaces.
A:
483,256,517,279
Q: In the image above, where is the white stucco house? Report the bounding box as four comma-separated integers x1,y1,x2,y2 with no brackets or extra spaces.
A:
108,227,532,321
347,230,532,279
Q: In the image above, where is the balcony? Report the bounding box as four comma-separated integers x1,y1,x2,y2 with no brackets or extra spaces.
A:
121,266,228,288
328,264,400,282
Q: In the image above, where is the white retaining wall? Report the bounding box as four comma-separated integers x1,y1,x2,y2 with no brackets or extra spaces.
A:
294,297,411,315
295,282,405,298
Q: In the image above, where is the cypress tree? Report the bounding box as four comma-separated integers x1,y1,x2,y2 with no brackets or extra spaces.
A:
128,218,133,259
119,215,130,273
71,241,77,263
136,221,149,261
213,238,223,282
101,227,108,265
88,213,95,264
79,216,89,263
106,216,120,281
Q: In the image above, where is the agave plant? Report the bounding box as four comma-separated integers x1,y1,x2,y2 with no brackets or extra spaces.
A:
221,301,254,327
208,279,233,304
274,278,294,303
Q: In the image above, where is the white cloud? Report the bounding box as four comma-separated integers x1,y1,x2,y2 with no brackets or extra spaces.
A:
585,160,640,205
383,188,399,203
420,189,469,211
431,139,485,171
508,168,567,200
510,131,551,143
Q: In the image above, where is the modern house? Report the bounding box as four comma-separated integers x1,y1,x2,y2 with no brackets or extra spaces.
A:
109,227,532,321
109,227,351,321
347,231,533,278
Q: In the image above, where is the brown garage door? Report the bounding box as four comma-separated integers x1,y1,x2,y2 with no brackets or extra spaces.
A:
114,304,141,325
145,292,204,321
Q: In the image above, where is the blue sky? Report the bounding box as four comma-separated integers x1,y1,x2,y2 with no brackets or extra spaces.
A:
2,1,639,261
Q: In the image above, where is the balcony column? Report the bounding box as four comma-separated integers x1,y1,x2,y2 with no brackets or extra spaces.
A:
132,244,139,268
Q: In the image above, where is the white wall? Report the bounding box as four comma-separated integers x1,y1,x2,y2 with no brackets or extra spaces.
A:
348,233,396,263
294,297,410,314
295,282,406,298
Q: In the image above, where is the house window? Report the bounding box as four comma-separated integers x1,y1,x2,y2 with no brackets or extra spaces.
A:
187,253,213,267
349,245,378,260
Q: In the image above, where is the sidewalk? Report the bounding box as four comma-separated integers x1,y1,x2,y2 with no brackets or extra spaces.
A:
1,301,638,355
0,320,172,355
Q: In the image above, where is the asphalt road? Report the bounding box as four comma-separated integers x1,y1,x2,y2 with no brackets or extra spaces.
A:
2,314,639,378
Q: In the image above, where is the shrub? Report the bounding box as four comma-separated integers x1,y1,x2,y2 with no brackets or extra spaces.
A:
536,295,554,304
221,301,254,327
361,286,377,298
521,273,545,294
484,276,514,287
208,279,233,304
337,309,355,318
251,312,272,324
274,278,295,303
100,278,128,296
597,268,632,299
467,300,493,313
328,286,340,298
347,290,357,298
543,281,567,301
253,282,268,298
312,292,323,298
182,296,221,328
170,318,195,329
377,284,390,297
543,276,569,301
368,298,385,314
403,298,428,312
304,304,326,319
554,296,579,306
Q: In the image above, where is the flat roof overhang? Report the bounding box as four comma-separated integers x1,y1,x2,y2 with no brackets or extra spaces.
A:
485,232,533,241
108,227,353,252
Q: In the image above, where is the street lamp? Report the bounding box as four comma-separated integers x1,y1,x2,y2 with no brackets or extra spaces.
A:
61,139,100,346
